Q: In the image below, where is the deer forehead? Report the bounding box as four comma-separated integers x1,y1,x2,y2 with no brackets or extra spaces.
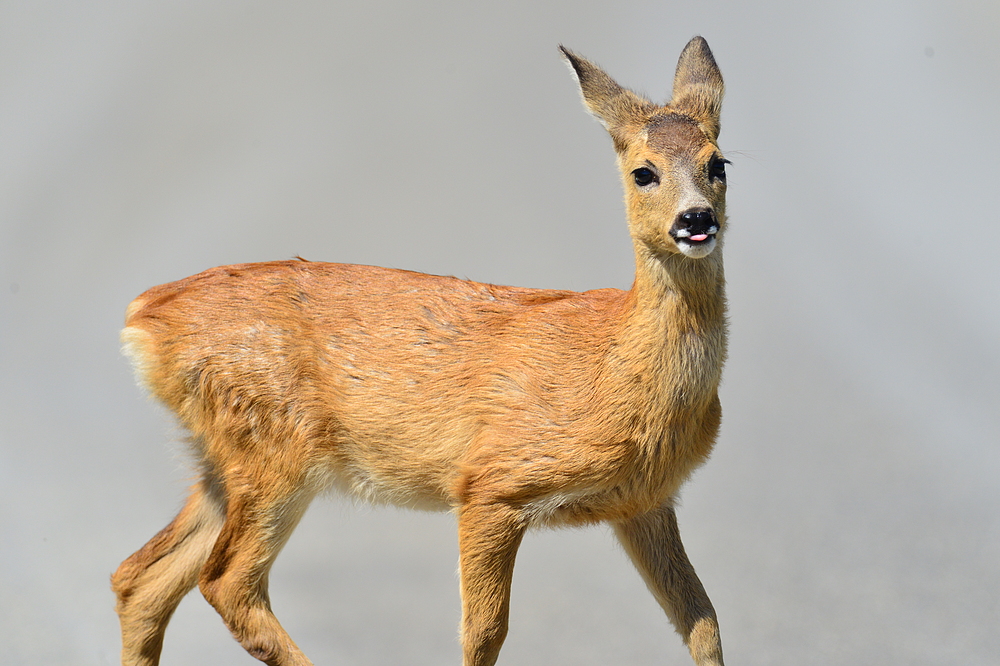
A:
632,114,716,165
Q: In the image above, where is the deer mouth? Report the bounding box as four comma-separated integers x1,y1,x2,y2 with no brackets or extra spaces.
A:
670,226,719,258
670,209,719,258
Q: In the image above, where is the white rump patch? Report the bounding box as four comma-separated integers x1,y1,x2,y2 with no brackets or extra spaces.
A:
121,325,157,391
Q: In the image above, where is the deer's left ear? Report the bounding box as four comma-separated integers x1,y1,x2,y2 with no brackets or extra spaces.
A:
560,46,655,152
669,36,724,140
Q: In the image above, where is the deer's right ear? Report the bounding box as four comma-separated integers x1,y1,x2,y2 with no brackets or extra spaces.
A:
669,37,724,140
559,46,652,149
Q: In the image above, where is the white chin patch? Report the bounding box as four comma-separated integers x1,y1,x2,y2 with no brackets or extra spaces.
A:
676,237,717,258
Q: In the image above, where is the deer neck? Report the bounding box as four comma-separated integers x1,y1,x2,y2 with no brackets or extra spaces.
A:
634,246,726,332
609,246,728,416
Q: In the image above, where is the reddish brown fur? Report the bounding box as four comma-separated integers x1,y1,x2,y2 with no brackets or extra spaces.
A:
112,37,730,666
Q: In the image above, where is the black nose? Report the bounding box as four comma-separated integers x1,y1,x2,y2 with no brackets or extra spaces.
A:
670,208,718,240
680,209,716,229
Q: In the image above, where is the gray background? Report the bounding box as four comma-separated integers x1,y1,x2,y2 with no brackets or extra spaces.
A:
2,1,998,664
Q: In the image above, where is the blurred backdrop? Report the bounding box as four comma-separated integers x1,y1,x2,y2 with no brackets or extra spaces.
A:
1,1,998,664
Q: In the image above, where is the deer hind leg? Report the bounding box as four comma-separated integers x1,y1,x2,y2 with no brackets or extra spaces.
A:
614,502,724,666
197,467,316,666
456,501,527,666
112,477,225,666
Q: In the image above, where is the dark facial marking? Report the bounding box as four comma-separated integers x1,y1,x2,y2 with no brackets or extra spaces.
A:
643,114,708,156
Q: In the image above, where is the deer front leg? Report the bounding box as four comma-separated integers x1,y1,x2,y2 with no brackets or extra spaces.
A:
614,502,724,666
456,502,527,666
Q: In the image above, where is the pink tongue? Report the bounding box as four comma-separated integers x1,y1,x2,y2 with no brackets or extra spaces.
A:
689,234,709,242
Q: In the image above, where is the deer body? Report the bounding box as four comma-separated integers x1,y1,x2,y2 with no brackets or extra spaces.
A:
114,37,730,666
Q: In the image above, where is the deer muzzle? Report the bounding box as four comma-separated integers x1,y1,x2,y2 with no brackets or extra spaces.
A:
670,209,719,258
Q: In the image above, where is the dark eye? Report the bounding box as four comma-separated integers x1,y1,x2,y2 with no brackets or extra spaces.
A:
632,167,658,187
709,156,730,182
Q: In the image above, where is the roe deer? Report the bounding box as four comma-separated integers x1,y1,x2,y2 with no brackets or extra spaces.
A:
112,36,730,666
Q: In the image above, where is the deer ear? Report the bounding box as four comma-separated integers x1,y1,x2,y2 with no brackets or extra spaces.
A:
669,36,724,139
560,46,653,149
